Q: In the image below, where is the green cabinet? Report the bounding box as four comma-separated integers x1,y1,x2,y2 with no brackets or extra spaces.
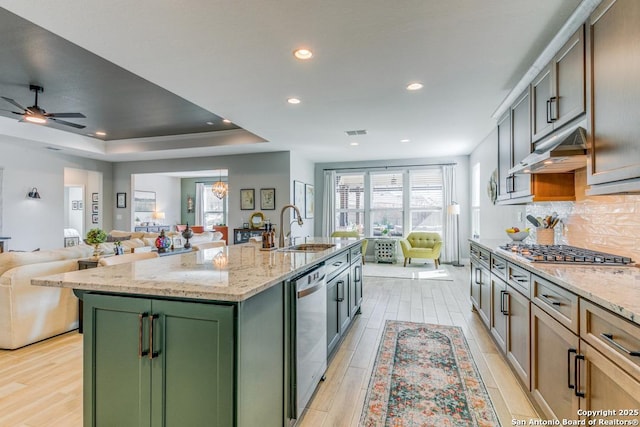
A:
83,293,234,427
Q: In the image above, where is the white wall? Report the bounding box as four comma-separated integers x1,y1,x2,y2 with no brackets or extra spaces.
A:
288,151,315,239
314,155,471,258
132,174,181,227
469,129,525,239
0,137,113,250
113,152,291,237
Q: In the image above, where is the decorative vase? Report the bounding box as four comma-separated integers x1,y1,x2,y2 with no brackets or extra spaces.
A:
155,230,171,253
182,223,194,249
93,244,101,259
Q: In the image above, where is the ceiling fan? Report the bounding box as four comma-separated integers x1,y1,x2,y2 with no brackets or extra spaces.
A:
1,84,86,129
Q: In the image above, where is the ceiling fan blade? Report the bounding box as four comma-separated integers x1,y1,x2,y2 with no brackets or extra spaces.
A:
1,96,27,112
45,112,86,119
50,117,86,129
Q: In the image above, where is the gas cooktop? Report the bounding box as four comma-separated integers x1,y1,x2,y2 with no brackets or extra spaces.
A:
498,243,635,266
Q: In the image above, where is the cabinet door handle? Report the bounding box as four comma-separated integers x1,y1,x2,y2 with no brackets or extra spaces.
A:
502,291,509,315
474,268,481,285
567,348,576,390
149,314,160,360
354,265,361,283
549,96,558,122
574,353,585,398
600,333,640,357
546,99,552,123
541,293,562,306
138,312,149,358
337,280,345,302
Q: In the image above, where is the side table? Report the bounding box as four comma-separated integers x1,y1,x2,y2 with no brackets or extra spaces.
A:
374,238,397,263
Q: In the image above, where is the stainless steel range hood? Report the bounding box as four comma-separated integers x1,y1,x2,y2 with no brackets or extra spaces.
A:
509,125,587,174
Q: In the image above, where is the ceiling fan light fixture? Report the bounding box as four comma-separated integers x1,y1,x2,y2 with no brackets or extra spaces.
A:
24,115,47,124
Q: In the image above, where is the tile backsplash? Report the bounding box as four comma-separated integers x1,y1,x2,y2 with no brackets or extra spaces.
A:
527,170,640,262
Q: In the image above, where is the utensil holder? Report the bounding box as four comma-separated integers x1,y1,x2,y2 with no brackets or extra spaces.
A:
537,228,554,245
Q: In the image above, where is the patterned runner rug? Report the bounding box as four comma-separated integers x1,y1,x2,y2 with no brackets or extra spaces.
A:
360,321,501,427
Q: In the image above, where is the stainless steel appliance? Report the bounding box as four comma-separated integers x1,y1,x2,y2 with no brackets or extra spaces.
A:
292,265,327,420
499,243,634,266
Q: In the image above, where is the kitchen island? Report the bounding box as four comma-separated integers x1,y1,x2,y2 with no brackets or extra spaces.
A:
32,238,364,427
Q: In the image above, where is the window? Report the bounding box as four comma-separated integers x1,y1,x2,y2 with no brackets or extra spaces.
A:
371,173,403,236
333,166,444,237
409,169,443,234
334,174,365,234
200,183,227,228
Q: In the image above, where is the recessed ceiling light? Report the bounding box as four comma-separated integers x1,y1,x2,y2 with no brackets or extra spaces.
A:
293,48,313,60
206,121,214,125
95,131,107,136
543,160,554,165
222,119,232,124
524,169,531,173
350,141,359,146
406,82,423,91
287,98,301,104
400,139,410,143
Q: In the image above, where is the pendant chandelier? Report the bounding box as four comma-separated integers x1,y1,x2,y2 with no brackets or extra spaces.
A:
211,171,228,199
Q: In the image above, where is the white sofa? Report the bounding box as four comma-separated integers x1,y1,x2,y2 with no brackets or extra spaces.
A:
0,245,94,349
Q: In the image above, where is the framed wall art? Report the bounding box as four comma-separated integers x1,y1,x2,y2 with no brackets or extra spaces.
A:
116,192,126,208
92,214,99,224
293,180,305,218
240,189,255,210
305,184,314,218
92,203,99,213
72,201,78,210
260,188,275,210
92,193,99,203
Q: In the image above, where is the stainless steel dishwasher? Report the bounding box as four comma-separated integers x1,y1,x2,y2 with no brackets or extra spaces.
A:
292,264,327,421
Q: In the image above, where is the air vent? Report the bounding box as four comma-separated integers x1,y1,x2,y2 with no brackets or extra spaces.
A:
345,129,367,136
46,146,62,151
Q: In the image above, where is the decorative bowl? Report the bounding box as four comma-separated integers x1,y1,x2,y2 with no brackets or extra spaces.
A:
506,230,529,241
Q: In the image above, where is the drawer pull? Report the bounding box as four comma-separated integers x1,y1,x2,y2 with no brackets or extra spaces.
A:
600,333,640,357
149,314,159,360
541,294,562,306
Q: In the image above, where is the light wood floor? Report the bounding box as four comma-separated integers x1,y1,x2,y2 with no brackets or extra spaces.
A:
0,264,539,426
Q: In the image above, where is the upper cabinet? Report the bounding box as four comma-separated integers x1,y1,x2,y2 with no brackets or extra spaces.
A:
586,0,640,194
497,89,575,205
497,89,531,203
532,26,586,143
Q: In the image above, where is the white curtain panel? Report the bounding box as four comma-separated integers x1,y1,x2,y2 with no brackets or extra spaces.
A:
195,182,205,226
442,165,456,263
321,170,336,237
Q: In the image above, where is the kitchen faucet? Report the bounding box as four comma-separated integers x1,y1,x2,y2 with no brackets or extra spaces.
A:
279,204,304,248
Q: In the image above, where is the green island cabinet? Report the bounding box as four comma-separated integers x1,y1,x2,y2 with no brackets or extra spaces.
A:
81,282,285,427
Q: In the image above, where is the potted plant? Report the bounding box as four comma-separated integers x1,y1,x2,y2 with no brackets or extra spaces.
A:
86,228,107,259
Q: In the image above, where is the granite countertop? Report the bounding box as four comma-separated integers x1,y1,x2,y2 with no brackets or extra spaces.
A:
470,238,640,326
32,238,362,302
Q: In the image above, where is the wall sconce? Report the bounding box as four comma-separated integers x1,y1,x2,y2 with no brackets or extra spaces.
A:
187,196,194,213
27,187,41,199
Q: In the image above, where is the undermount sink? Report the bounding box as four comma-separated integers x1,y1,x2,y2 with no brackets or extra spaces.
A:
279,243,336,252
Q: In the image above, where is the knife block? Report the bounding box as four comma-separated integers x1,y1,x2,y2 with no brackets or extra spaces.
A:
537,228,554,245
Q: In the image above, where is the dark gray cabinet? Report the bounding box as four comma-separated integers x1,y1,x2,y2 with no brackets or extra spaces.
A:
587,0,640,193
532,26,585,143
326,243,364,359
497,89,532,203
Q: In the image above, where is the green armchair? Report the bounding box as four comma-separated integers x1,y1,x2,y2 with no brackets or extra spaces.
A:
399,232,442,268
330,231,368,264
